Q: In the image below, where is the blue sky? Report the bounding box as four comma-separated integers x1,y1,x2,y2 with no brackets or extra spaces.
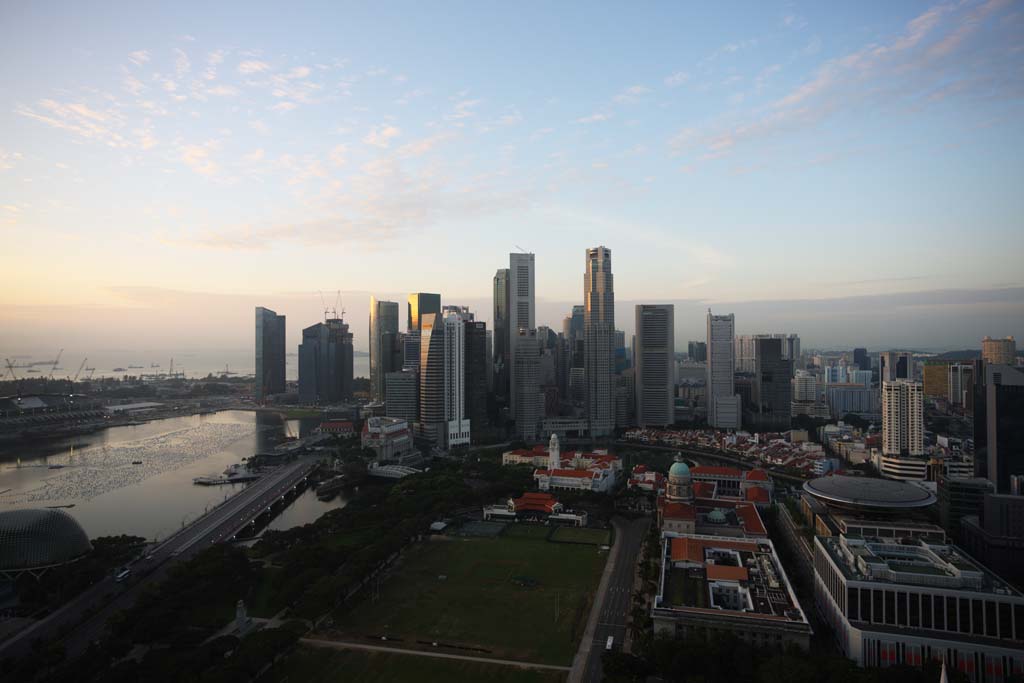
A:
1,0,1022,352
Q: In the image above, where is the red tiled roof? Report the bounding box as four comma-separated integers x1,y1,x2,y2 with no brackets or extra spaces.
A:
693,481,716,498
670,537,755,563
512,491,558,514
706,564,750,582
322,420,354,430
692,465,742,478
745,486,770,503
735,503,767,535
745,468,769,482
662,501,696,521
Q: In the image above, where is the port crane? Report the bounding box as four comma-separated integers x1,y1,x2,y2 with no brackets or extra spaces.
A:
47,349,64,380
71,358,88,383
4,359,24,400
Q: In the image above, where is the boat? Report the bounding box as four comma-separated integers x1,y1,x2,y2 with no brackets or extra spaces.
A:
128,365,143,369
112,367,127,372
46,504,75,509
48,464,65,469
132,460,143,465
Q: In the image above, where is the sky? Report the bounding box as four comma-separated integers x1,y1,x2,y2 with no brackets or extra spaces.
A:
1,0,1022,356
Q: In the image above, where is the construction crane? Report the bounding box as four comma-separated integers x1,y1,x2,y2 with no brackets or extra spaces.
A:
48,349,64,380
85,367,96,380
72,358,87,382
4,359,24,400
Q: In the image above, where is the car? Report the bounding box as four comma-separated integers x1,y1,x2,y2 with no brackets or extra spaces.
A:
606,636,614,651
115,568,131,582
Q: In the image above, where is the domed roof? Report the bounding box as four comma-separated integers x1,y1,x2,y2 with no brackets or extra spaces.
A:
0,509,92,571
707,508,728,524
669,461,691,478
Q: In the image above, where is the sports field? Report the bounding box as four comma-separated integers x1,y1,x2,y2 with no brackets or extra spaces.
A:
333,535,607,665
549,527,611,545
268,646,567,683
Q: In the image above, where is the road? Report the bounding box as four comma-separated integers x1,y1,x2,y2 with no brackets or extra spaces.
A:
0,457,317,660
301,637,572,672
573,516,650,683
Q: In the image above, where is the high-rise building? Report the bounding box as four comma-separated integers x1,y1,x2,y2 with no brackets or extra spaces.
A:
443,311,471,448
464,318,489,436
948,363,974,408
418,312,446,444
923,359,951,398
706,310,741,430
937,475,993,542
493,268,510,402
750,337,792,431
961,493,1024,589
369,297,399,401
982,336,1017,366
408,293,441,334
297,317,353,404
687,341,707,363
255,306,286,401
983,364,1024,493
385,370,418,423
879,351,914,383
513,328,541,440
566,305,584,346
852,347,869,372
508,253,535,420
792,370,817,402
402,331,420,372
882,380,924,457
736,334,800,374
635,304,674,427
584,246,615,436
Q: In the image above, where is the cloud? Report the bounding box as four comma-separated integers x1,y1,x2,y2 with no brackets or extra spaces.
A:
363,124,401,147
249,120,270,134
0,149,24,171
206,85,239,96
664,71,690,87
179,141,220,176
128,50,150,66
574,112,611,124
238,60,270,74
287,66,311,79
328,144,347,166
271,101,298,112
16,99,131,148
448,99,481,120
613,84,650,103
173,48,191,78
397,132,453,158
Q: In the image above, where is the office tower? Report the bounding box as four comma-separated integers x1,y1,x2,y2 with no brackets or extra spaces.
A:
615,371,634,428
982,336,1017,365
442,305,473,320
923,359,951,398
635,304,674,427
584,246,615,436
937,475,994,542
569,367,586,405
464,318,489,435
493,268,510,402
369,297,399,401
443,311,471,448
563,305,584,346
706,310,741,429
402,331,420,372
823,364,848,384
775,333,800,375
879,351,913,382
418,312,446,444
513,328,541,440
948,363,974,407
750,337,792,431
736,334,800,374
852,347,869,372
792,370,817,402
735,335,756,374
407,293,441,334
983,364,1024,493
297,316,353,404
961,492,1024,588
484,330,493,392
255,306,286,400
508,252,535,420
882,380,924,457
385,370,418,423
688,341,707,363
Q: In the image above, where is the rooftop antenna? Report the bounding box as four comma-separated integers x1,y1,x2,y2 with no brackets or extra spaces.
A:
333,290,344,320
317,290,330,321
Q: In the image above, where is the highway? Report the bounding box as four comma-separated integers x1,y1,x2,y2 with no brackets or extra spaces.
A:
0,457,317,660
579,516,650,683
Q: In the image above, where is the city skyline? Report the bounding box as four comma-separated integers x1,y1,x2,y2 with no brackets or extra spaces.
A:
2,0,1022,355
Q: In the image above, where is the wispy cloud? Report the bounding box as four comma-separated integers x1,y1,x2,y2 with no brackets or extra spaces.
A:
238,59,270,75
664,71,690,87
363,124,401,148
128,50,150,66
0,149,24,171
16,99,130,148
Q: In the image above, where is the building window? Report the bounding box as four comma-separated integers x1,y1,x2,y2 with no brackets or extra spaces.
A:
959,598,971,634
999,602,1012,640
885,591,896,626
897,592,908,627
973,600,985,637
873,590,884,625
947,598,958,633
934,596,945,630
909,593,920,628
848,588,860,621
861,589,872,624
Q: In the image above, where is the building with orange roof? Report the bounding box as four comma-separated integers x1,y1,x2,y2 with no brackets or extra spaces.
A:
481,491,588,527
653,532,812,651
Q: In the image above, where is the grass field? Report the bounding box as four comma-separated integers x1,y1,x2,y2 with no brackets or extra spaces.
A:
549,527,611,545
267,646,567,683
502,524,552,540
332,536,606,665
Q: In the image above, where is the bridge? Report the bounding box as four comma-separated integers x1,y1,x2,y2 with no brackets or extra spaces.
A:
0,457,318,660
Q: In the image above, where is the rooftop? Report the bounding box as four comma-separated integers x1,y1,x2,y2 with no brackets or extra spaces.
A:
803,475,936,510
0,509,93,572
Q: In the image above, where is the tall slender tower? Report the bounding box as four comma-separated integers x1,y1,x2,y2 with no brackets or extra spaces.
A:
548,432,560,470
585,246,615,436
508,253,535,420
369,297,399,401
635,304,674,427
706,310,740,429
255,306,286,401
418,312,446,444
443,310,471,447
493,268,510,403
408,293,441,334
882,380,924,457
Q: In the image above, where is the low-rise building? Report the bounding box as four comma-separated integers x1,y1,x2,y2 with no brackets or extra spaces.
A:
652,533,812,651
481,492,588,527
317,420,355,436
361,416,414,461
627,464,666,494
814,534,1024,681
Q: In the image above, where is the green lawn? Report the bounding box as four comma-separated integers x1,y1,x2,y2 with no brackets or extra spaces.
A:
330,536,606,665
267,646,567,683
549,527,611,545
502,524,553,540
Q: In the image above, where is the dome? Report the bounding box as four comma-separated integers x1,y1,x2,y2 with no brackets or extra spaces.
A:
669,461,691,478
0,509,93,571
707,509,728,524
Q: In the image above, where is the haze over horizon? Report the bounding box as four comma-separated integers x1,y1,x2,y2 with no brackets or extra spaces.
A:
2,0,1022,353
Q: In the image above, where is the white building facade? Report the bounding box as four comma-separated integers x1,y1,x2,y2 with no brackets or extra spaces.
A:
707,311,741,429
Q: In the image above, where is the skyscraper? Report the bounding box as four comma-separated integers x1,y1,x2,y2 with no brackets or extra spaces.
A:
852,347,870,372
687,341,707,363
513,328,541,440
385,370,418,423
297,316,353,404
750,337,792,431
983,364,1024,493
635,304,674,427
464,318,489,437
948,363,974,407
508,252,535,420
492,268,510,404
882,380,924,457
584,246,615,436
879,351,913,383
255,306,286,401
418,312,446,444
369,297,399,401
982,336,1017,365
706,310,741,429
443,310,471,447
408,293,441,333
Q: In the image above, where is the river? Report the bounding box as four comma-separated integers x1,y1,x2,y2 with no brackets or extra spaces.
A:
0,410,346,541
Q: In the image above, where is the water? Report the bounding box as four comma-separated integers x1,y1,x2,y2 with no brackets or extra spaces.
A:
0,411,346,540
